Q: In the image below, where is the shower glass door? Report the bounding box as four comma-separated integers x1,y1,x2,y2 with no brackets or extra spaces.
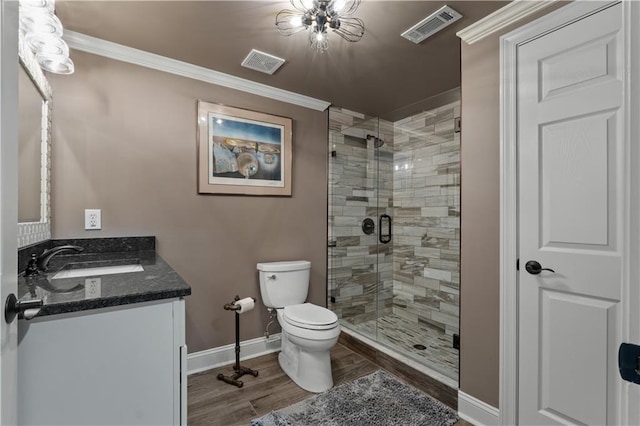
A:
328,116,392,341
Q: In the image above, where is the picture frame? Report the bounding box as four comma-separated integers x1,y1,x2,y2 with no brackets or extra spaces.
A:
197,100,292,196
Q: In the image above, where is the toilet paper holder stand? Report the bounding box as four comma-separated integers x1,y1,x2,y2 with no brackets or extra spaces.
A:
217,295,259,388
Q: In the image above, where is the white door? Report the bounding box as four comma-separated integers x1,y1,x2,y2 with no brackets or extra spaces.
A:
0,1,20,424
517,2,631,425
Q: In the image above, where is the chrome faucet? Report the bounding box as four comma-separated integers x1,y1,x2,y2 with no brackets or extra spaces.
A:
24,245,85,276
37,245,84,271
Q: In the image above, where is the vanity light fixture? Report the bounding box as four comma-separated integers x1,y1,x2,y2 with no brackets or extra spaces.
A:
275,0,364,52
19,0,74,74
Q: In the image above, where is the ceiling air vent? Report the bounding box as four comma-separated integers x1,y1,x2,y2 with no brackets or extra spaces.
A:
401,5,462,44
241,49,285,75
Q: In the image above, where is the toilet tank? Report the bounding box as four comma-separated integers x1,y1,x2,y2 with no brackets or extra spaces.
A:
257,260,311,308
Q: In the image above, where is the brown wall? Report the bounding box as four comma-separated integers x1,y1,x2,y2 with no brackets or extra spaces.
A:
459,33,501,407
49,51,328,353
459,2,569,408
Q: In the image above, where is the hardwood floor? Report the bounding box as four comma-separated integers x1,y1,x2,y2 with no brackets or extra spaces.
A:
187,343,472,425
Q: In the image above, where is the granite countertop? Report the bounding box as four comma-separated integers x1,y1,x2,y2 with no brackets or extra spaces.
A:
17,237,191,317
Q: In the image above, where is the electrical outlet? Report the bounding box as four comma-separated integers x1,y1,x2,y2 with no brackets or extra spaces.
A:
85,209,101,230
85,277,101,299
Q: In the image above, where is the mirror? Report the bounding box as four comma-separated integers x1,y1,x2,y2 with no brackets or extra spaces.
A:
18,35,52,248
19,64,43,222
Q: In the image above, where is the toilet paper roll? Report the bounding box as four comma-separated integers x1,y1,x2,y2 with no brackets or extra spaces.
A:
234,297,255,314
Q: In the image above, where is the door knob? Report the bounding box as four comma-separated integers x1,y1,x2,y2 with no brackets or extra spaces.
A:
525,260,555,275
4,293,43,323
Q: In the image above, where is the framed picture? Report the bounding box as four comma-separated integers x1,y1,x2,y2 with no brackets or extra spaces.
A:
197,101,292,196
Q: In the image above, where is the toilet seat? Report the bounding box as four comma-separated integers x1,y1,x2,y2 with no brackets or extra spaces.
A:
282,303,338,330
277,309,341,342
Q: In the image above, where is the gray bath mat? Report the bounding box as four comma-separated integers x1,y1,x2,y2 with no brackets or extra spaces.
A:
251,370,458,426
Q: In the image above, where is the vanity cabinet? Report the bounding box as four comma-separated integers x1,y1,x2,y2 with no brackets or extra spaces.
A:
17,298,187,426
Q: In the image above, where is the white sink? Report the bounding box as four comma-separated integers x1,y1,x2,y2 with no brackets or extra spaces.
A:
51,264,144,280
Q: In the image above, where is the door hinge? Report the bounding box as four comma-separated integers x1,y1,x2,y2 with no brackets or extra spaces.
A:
516,258,520,271
454,117,461,133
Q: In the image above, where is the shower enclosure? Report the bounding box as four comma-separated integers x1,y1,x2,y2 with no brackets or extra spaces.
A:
328,103,460,382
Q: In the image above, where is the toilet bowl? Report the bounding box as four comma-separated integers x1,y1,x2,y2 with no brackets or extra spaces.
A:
276,304,340,393
257,261,341,393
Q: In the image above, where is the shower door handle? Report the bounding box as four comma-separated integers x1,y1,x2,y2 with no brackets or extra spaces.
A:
379,214,392,244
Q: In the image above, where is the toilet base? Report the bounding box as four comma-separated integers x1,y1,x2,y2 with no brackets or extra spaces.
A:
278,332,336,393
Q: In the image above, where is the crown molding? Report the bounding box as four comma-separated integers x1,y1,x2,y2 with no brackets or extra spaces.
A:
457,0,558,45
63,31,331,112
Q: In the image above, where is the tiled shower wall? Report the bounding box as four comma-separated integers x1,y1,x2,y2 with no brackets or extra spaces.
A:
328,100,460,339
392,101,460,337
327,108,393,328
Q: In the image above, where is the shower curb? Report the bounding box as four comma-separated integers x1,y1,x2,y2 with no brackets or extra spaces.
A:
338,331,458,410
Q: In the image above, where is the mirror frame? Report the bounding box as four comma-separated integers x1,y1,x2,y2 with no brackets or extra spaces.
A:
18,34,52,248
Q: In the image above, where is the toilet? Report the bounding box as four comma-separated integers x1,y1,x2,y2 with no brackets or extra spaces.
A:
257,260,340,393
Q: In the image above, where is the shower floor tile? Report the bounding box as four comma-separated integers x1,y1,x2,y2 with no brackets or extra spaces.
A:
343,313,459,380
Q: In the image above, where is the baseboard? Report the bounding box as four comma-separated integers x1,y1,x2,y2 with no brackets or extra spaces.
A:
187,333,281,375
458,391,500,426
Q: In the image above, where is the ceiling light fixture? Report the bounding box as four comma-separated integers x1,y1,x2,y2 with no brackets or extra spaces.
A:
19,0,74,75
276,0,364,53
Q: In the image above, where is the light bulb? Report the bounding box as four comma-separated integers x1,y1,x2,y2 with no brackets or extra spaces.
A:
20,13,63,37
290,15,303,27
316,32,324,42
26,33,69,56
37,53,74,74
19,0,55,12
